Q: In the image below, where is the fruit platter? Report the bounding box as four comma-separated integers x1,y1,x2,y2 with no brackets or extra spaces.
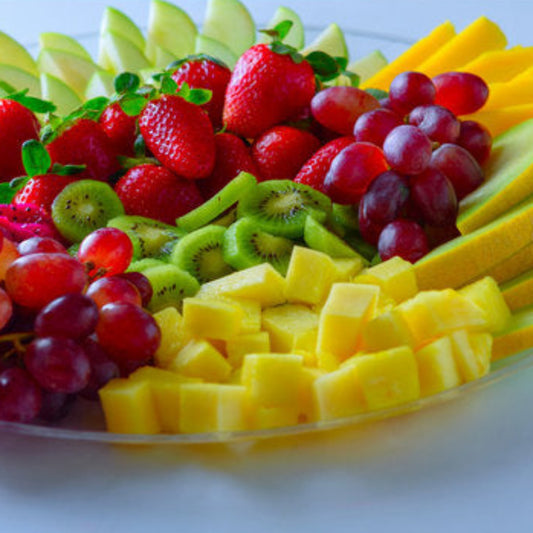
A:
0,0,532,445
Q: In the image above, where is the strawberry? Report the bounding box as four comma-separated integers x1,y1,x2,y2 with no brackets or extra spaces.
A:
99,102,138,157
251,125,321,182
197,132,260,199
13,174,77,214
294,136,355,193
170,55,232,131
46,118,121,182
115,164,204,225
223,44,316,139
139,94,216,180
0,99,40,182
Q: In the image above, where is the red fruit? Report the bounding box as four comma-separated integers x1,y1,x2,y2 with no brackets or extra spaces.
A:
99,102,138,157
378,219,429,263
433,72,489,115
0,99,40,182
115,164,203,224
13,174,77,214
223,44,316,139
46,119,121,182
197,132,259,199
171,55,232,130
294,136,355,193
0,203,61,242
139,94,216,179
251,125,321,182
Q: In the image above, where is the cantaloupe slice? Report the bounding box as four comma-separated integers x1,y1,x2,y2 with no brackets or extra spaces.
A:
417,16,507,78
485,69,533,110
465,104,533,138
501,268,533,311
361,20,456,90
492,305,533,360
458,119,533,234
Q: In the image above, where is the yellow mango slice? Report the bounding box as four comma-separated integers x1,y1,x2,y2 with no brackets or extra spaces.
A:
361,308,415,352
153,306,185,368
482,242,533,284
448,330,492,381
251,406,299,430
225,331,271,368
418,17,507,78
501,269,533,311
485,69,533,110
298,367,325,422
466,104,533,138
331,257,364,281
361,20,456,90
223,297,261,334
492,305,533,360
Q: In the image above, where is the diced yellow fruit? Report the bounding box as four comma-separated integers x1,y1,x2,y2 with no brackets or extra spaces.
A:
153,306,185,368
483,242,533,284
241,353,303,408
459,276,511,333
229,367,242,384
226,331,271,368
226,298,261,333
448,330,492,381
492,305,533,360
99,379,160,434
313,365,366,421
466,104,533,138
285,246,337,305
415,337,461,396
501,268,533,311
361,308,415,352
197,263,287,307
351,346,420,411
361,20,456,90
418,17,507,78
331,257,364,281
170,339,232,383
251,406,299,430
485,67,533,110
316,283,380,360
181,297,243,340
262,304,319,353
316,350,342,372
179,383,250,433
298,367,325,422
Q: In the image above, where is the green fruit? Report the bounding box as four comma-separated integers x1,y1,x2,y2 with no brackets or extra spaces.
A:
258,6,305,49
0,30,38,76
348,50,388,83
194,34,238,69
99,6,146,51
85,70,115,99
127,257,168,273
39,32,93,62
302,23,348,60
0,64,41,97
40,73,82,116
98,31,151,74
304,216,363,259
328,203,359,237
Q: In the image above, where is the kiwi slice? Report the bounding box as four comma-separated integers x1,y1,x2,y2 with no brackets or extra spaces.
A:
212,207,237,228
107,215,184,259
52,179,125,243
177,171,257,232
237,180,331,239
126,257,167,273
142,264,200,313
344,232,378,262
329,203,359,237
170,225,234,284
223,217,295,275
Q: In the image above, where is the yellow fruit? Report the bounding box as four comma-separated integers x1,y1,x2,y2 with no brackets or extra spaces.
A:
331,257,365,281
225,331,271,368
298,367,325,422
153,306,185,368
483,242,533,284
316,350,342,372
501,269,533,311
492,305,533,360
465,104,533,138
448,330,492,381
226,297,262,334
361,308,415,352
251,406,299,430
484,67,533,110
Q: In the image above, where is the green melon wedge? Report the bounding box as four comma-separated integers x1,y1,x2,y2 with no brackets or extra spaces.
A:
0,64,41,96
302,23,348,61
39,32,92,62
40,73,82,116
258,6,305,49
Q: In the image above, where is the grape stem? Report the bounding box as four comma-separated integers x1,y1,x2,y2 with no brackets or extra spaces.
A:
0,332,34,355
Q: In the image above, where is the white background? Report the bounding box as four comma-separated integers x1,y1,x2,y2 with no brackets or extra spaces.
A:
1,1,533,532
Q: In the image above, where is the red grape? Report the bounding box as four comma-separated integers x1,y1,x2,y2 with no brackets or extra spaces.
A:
116,271,153,308
86,275,142,308
433,72,489,115
18,236,68,256
457,120,492,166
383,125,432,175
425,224,461,249
38,391,76,422
388,71,436,115
0,367,42,423
0,287,12,331
79,337,120,400
408,104,461,144
353,108,403,146
378,219,429,263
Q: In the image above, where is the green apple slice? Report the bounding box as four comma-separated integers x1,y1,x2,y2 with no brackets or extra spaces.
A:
0,64,41,96
150,45,179,70
39,32,92,62
195,34,238,69
0,31,38,76
202,0,255,58
38,48,101,98
41,73,82,116
302,23,348,61
146,0,197,65
99,31,152,75
100,6,145,51
348,50,388,82
85,70,115,99
258,6,305,50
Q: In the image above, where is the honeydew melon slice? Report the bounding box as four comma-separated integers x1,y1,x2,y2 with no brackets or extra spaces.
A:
0,31,38,76
501,269,533,312
0,64,41,96
99,31,152,75
257,6,305,49
483,242,533,285
492,305,533,360
39,32,92,62
40,73,82,116
202,0,256,58
195,34,238,69
302,23,348,61
146,0,197,66
85,70,115,99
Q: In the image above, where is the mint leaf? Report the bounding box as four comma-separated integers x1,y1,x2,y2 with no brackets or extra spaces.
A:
114,72,141,94
0,81,16,97
22,140,51,177
306,51,339,79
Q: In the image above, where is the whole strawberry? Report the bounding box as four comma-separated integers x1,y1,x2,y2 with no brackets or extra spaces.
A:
115,164,204,224
139,94,216,179
0,99,40,182
14,174,77,214
171,55,232,130
223,44,316,139
251,125,321,182
99,102,138,157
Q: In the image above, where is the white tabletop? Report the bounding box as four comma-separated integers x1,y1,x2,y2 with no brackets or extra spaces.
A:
1,1,532,532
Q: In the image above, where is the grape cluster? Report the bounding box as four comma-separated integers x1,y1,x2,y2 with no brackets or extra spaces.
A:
310,71,491,262
0,228,159,424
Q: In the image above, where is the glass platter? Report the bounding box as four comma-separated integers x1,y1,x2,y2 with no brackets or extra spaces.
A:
3,26,530,445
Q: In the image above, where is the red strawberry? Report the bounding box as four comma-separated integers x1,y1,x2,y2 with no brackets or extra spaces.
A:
99,102,138,157
294,136,355,193
171,56,232,130
223,44,316,139
46,118,121,182
251,125,321,182
13,174,77,214
197,132,260,199
115,164,204,224
0,99,40,182
139,94,216,180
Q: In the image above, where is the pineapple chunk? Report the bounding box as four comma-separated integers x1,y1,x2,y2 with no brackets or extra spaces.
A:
181,297,243,340
170,339,232,382
316,350,342,372
415,337,461,396
351,346,420,411
361,308,415,352
262,304,319,353
226,331,271,368
448,329,492,382
331,257,365,281
153,306,186,368
251,406,299,430
316,283,380,360
226,297,262,333
298,367,325,422
99,379,160,434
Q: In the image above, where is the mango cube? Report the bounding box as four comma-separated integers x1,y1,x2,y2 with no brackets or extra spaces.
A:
153,306,185,368
298,367,326,422
351,346,420,411
316,283,380,360
361,308,415,352
448,329,493,382
226,331,271,368
227,298,262,333
331,257,365,282
251,406,299,430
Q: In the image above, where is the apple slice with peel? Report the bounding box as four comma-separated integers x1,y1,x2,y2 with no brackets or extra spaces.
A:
40,73,82,116
146,0,197,67
85,70,115,99
333,50,388,86
302,23,349,61
257,6,305,49
39,32,93,62
99,31,152,75
195,34,238,69
0,65,41,96
150,45,179,70
202,0,255,58
0,31,38,76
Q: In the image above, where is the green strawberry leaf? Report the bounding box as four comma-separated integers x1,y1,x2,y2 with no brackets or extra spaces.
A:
161,74,178,95
133,134,146,157
305,51,339,80
114,72,141,94
365,88,388,100
270,41,303,63
344,71,361,87
21,140,51,177
50,162,86,176
0,181,22,204
260,20,294,43
8,91,57,114
176,82,212,105
119,94,147,116
0,81,17,97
